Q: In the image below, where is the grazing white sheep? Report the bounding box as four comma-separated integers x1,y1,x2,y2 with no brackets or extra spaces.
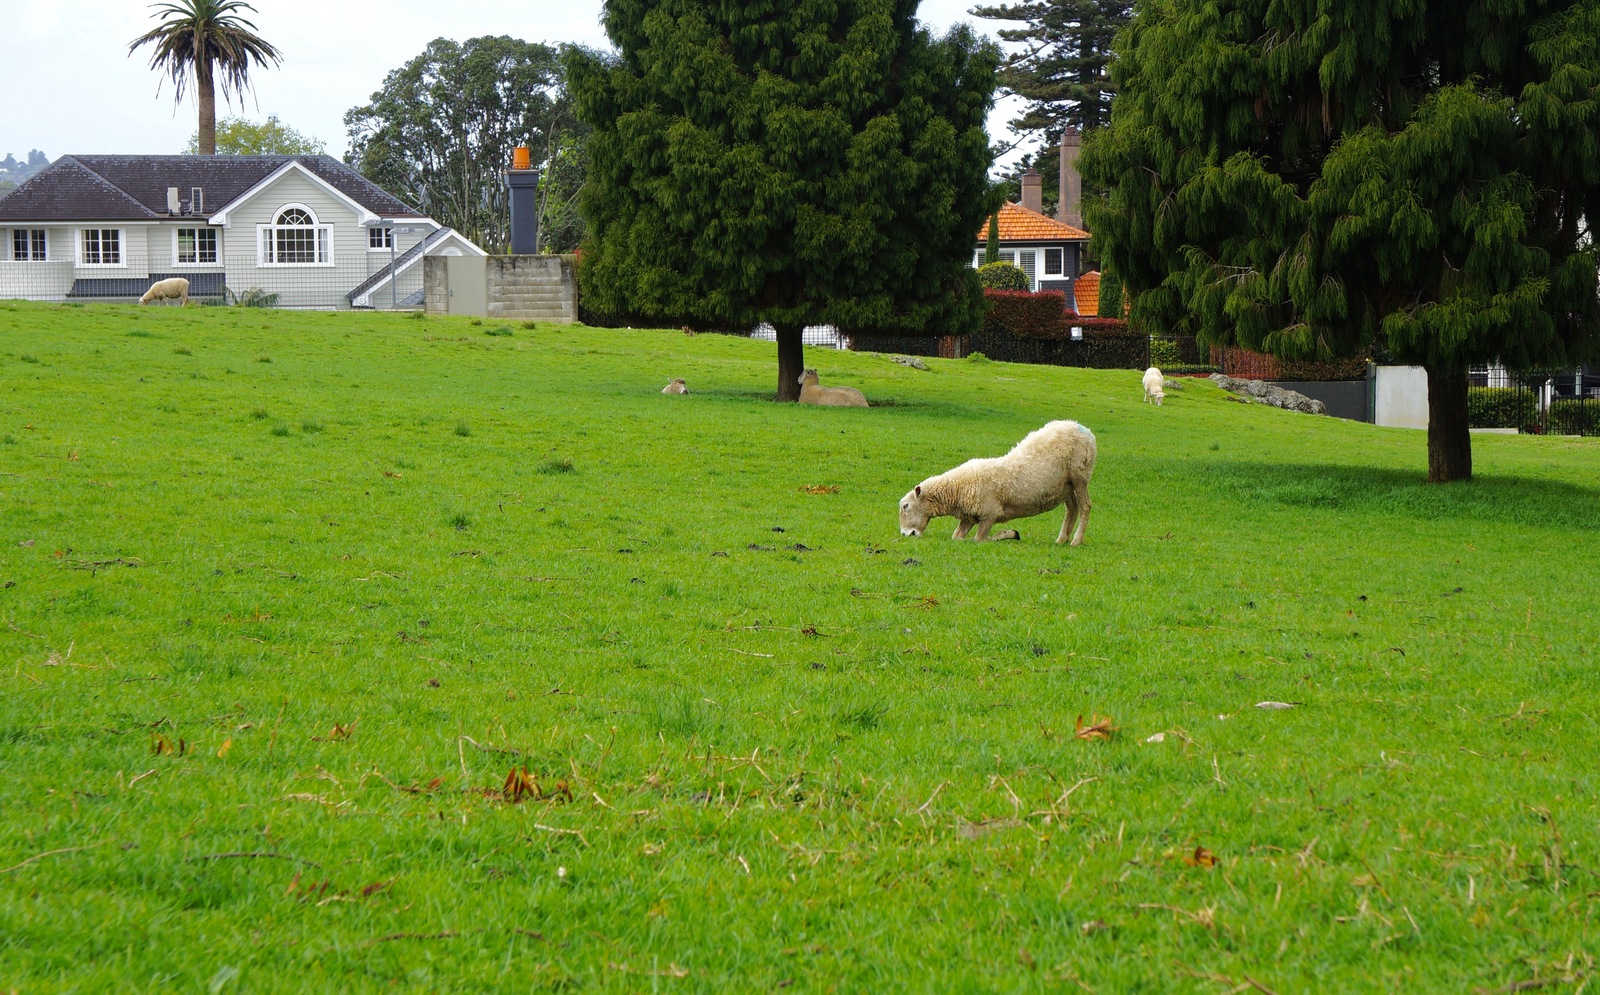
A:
139,277,190,306
1143,367,1165,405
798,369,868,407
661,378,688,395
898,420,1096,544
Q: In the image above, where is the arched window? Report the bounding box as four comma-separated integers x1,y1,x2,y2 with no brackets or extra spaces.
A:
259,203,331,265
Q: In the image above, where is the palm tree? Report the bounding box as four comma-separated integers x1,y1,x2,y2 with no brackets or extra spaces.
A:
129,0,283,156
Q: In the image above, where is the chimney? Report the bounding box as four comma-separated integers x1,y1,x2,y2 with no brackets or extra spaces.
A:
1020,167,1042,214
1058,127,1082,229
504,145,541,254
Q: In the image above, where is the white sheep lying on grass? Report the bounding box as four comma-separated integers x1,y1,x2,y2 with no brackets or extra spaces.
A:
798,369,868,407
898,420,1096,544
661,378,688,394
140,277,190,306
1143,366,1165,405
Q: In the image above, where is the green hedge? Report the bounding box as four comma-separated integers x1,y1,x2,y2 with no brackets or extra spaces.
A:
1466,387,1535,429
1548,399,1600,436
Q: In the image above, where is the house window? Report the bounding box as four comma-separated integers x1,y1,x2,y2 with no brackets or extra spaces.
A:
80,229,121,265
1015,249,1036,289
1044,247,1064,276
259,206,331,265
369,226,393,250
177,227,218,264
11,229,47,261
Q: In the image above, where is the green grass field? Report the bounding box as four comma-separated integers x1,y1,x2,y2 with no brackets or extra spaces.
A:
2,300,1597,992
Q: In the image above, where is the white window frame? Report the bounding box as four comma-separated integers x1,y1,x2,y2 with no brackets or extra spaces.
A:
10,228,48,261
78,228,125,267
1043,246,1064,277
368,226,394,251
256,203,334,267
173,226,221,266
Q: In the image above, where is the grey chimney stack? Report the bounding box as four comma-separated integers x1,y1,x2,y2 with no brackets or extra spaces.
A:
504,145,540,254
1058,127,1082,229
1020,167,1043,214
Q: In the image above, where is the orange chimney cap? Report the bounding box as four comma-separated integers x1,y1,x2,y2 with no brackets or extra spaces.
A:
512,146,531,170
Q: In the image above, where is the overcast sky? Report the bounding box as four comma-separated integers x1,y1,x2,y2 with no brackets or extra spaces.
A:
2,0,1033,170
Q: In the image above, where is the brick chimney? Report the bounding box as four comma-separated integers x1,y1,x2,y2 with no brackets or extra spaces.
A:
1020,167,1043,214
503,145,540,254
1058,127,1082,229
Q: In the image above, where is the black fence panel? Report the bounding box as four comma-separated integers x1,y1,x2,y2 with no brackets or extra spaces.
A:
970,326,1149,370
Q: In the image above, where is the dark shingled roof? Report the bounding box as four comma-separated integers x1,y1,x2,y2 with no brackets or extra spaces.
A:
0,155,425,223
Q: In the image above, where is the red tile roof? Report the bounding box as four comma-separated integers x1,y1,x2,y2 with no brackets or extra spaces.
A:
977,201,1090,243
1073,271,1101,317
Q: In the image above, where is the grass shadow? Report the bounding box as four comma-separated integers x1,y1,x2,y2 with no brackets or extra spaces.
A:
1202,461,1600,530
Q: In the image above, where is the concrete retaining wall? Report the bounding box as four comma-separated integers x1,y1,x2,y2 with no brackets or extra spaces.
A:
424,253,577,323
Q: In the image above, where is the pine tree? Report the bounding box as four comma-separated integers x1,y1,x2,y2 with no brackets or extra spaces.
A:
568,0,999,401
1082,0,1600,482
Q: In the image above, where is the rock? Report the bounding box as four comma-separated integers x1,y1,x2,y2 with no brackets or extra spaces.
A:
1210,374,1328,416
889,355,929,370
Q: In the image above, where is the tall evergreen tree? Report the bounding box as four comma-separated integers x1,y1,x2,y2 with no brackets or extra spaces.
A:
970,0,1130,134
1082,0,1600,482
568,0,999,401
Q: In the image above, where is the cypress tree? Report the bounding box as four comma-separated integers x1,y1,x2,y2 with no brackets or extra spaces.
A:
568,0,1000,401
1082,0,1600,481
984,212,1000,265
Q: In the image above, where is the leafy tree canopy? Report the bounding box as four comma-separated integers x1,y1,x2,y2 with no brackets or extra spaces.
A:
569,0,1000,400
184,115,324,155
345,36,588,253
1082,0,1600,481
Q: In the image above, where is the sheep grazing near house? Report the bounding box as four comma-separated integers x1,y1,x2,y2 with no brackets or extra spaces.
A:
898,420,1096,545
139,277,190,306
1143,367,1165,405
797,369,868,407
661,378,688,395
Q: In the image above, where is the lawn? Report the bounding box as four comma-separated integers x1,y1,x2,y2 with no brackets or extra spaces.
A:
2,300,1597,993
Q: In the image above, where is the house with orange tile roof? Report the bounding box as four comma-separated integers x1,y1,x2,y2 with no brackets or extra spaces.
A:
974,169,1091,301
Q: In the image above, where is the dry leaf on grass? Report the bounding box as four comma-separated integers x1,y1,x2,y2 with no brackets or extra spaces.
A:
799,485,840,495
1144,732,1166,744
216,737,233,758
312,723,354,742
1075,714,1117,741
1183,846,1219,868
501,766,573,804
150,733,187,756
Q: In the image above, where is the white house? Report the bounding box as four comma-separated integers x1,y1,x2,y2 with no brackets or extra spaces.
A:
0,154,483,309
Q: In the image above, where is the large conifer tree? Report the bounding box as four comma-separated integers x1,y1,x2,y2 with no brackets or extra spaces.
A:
1082,0,1600,481
568,0,999,401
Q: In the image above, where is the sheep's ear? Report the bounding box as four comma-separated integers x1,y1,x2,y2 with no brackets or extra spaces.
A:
914,485,922,497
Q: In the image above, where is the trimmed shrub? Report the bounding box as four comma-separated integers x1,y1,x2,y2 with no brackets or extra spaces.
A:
983,289,1068,338
977,262,1029,291
1149,336,1181,368
1466,387,1536,429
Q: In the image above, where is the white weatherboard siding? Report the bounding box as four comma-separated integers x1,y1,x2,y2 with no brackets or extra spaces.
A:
73,223,154,277
0,226,73,298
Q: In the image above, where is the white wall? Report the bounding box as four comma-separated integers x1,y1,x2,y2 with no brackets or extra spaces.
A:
1374,365,1429,429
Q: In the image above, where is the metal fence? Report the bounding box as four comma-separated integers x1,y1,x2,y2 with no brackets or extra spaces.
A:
1469,366,1600,436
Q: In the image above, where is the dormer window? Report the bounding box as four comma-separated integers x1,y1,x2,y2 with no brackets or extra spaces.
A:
258,204,331,266
368,226,394,250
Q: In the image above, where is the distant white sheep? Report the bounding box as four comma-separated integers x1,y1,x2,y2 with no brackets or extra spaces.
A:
1143,367,1165,405
798,369,868,407
898,420,1096,544
139,277,190,306
661,378,688,395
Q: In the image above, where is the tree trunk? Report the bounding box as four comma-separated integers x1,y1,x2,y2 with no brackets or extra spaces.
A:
1424,363,1472,483
774,323,805,402
197,58,217,155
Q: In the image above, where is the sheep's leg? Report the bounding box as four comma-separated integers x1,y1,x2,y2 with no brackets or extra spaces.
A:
1068,484,1092,546
953,519,975,540
972,519,996,541
1057,496,1078,545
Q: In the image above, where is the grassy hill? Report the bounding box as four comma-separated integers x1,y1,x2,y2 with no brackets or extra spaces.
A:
2,300,1597,991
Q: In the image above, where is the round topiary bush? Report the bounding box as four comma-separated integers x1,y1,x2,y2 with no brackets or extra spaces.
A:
977,262,1029,291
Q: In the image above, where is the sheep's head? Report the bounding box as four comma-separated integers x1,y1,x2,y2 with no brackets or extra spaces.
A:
898,484,931,537
798,369,819,387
